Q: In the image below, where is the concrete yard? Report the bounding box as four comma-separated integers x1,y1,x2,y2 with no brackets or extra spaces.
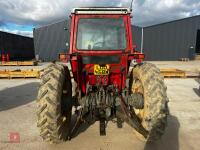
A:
0,62,200,150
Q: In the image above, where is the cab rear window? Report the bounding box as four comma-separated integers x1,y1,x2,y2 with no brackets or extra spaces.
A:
76,18,127,50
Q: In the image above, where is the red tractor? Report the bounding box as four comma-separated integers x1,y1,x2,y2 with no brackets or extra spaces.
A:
37,7,169,144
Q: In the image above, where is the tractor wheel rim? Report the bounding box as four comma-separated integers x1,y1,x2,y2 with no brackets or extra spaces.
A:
132,78,145,121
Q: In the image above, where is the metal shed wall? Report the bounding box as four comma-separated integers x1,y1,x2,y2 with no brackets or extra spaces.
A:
34,20,142,61
143,15,200,60
33,20,70,61
132,25,142,52
34,15,200,61
0,31,34,61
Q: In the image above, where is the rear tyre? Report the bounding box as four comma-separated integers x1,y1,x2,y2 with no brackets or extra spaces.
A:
130,63,169,141
37,63,72,143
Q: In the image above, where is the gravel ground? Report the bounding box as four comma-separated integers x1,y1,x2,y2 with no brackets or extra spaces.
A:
0,78,200,150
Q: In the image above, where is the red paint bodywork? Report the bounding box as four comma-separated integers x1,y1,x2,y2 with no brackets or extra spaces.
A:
61,12,145,95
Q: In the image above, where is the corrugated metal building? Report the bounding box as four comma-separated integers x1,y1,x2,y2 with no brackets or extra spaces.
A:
132,25,142,51
33,20,70,61
0,31,34,61
33,15,200,61
143,15,200,60
33,20,142,61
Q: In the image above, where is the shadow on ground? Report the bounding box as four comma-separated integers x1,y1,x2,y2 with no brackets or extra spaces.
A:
68,113,180,150
69,112,95,139
0,82,39,111
193,88,200,97
193,78,200,97
144,115,180,150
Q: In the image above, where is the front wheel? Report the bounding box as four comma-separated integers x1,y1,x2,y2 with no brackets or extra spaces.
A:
130,63,169,141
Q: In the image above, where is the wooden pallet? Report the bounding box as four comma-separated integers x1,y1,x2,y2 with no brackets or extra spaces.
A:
0,69,40,79
185,72,200,78
160,68,186,78
0,61,38,66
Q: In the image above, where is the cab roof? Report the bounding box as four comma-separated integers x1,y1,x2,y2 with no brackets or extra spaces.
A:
72,7,131,15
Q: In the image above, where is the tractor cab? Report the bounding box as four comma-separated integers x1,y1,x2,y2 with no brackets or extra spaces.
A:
70,7,132,53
